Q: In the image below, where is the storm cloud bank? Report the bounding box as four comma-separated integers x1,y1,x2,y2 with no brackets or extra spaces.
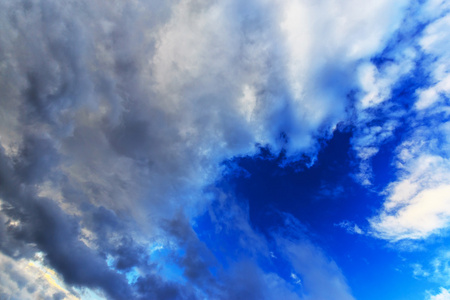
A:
2,0,449,299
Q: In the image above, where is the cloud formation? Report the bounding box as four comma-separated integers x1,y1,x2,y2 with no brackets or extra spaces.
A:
0,0,437,298
358,5,450,241
427,288,450,300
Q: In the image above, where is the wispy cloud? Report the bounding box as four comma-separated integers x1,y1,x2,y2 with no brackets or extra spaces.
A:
335,220,364,235
343,2,450,242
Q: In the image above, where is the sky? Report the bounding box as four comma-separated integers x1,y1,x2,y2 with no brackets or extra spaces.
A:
1,0,450,299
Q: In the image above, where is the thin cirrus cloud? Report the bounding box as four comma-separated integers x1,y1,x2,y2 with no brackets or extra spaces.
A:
1,0,449,299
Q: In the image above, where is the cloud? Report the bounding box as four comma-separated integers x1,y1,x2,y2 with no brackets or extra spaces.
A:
274,214,355,300
410,250,450,289
368,109,450,241
427,288,450,300
351,47,416,185
0,0,418,298
0,163,134,299
0,252,80,300
335,220,364,235
412,263,431,278
370,153,450,240
195,190,355,300
415,15,450,110
219,260,301,300
280,239,355,300
341,3,450,242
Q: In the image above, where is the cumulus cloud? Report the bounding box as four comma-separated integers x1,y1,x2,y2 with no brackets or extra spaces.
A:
427,288,450,300
370,152,450,240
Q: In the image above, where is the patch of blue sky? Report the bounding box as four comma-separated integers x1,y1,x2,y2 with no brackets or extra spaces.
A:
146,242,186,284
202,120,450,299
106,242,188,286
106,255,115,269
194,193,298,288
194,206,256,269
104,256,140,285
125,267,139,285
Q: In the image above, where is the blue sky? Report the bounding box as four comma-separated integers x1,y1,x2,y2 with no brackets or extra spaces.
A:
1,0,450,299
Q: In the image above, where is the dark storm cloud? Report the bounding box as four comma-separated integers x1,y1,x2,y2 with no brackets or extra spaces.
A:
134,273,197,300
14,134,59,184
0,138,193,299
0,149,133,299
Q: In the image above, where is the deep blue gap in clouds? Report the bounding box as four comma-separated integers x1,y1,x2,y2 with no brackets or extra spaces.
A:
194,124,440,300
193,41,442,298
222,129,372,233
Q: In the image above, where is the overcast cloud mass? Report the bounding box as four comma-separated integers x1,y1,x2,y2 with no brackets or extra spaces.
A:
1,0,450,299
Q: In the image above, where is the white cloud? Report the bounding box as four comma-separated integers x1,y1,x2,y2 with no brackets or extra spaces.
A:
410,250,450,288
420,0,450,20
412,263,430,278
358,50,415,109
416,15,450,111
351,46,416,185
290,272,302,285
336,220,364,235
431,251,450,286
370,152,450,240
0,252,83,300
427,288,450,300
369,102,450,241
345,6,450,242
